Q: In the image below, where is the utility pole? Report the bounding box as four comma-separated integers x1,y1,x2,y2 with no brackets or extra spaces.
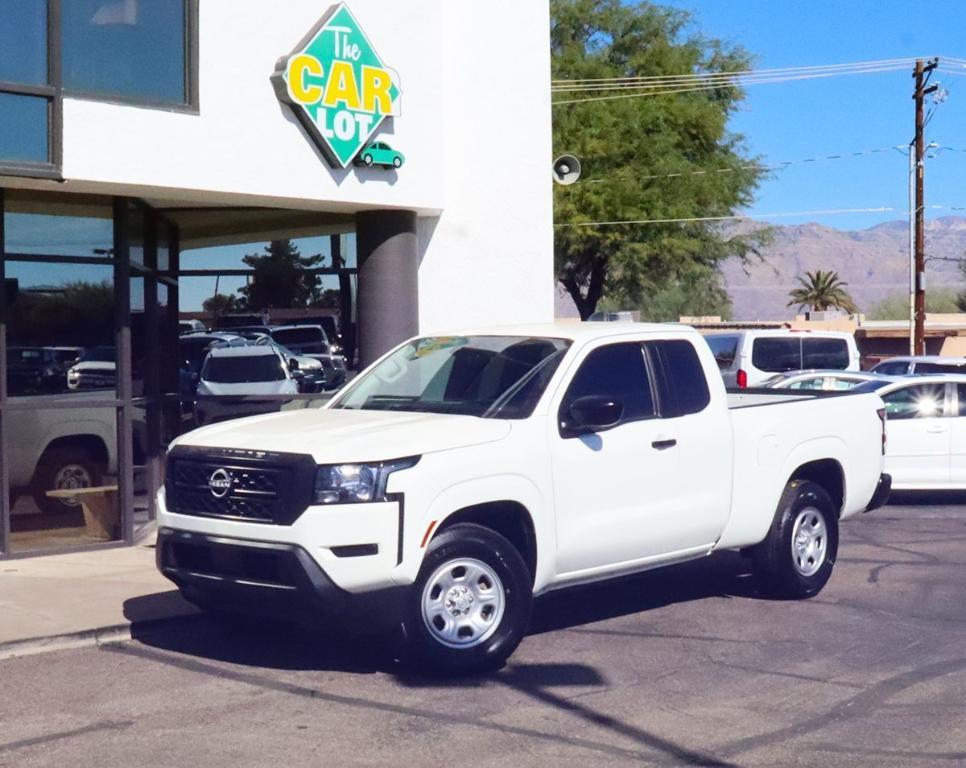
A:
912,58,939,355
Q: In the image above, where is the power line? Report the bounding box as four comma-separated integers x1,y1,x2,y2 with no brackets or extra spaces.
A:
552,67,910,104
554,207,900,228
551,57,918,87
575,145,906,185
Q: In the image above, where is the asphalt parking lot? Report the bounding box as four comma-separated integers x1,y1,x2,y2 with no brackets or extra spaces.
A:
3,495,966,768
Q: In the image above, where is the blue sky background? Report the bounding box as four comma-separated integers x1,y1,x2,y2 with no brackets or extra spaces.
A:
657,0,966,231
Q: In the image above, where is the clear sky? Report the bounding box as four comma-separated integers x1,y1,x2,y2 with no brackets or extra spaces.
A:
657,0,966,231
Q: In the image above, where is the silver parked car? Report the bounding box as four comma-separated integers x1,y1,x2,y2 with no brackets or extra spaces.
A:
761,370,899,391
869,355,966,376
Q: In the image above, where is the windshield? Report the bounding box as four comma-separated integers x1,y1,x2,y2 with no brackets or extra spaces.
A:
272,327,326,345
202,354,286,383
331,335,571,418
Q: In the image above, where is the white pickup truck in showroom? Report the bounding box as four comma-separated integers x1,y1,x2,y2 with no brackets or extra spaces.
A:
156,324,891,674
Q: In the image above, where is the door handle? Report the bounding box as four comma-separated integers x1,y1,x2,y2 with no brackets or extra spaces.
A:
652,438,677,450
926,426,947,434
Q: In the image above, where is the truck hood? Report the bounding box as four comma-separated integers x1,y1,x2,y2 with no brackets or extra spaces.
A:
174,408,512,463
198,380,296,396
71,361,116,373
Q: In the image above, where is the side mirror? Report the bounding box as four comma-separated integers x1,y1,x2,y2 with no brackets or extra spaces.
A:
288,358,300,371
565,395,624,436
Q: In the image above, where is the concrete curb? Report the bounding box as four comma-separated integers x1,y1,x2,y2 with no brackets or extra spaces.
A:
0,613,199,662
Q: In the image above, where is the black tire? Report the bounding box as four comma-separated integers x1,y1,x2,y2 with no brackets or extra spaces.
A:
752,480,839,599
363,154,373,166
392,156,402,168
32,445,104,515
402,523,532,675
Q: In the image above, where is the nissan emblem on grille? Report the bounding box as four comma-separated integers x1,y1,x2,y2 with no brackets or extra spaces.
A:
208,468,232,498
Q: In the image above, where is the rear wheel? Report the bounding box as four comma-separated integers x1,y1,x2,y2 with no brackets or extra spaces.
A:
32,446,104,515
402,523,532,675
752,480,838,599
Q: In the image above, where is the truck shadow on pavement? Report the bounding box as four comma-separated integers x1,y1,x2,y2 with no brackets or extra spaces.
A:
123,550,763,678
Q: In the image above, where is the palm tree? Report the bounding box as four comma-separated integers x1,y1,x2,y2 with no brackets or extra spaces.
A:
787,269,858,313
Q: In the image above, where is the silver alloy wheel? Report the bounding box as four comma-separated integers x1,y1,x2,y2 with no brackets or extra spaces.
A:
791,506,828,577
53,464,94,507
421,557,506,649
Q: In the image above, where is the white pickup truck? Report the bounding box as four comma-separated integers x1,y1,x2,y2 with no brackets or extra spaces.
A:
157,324,891,673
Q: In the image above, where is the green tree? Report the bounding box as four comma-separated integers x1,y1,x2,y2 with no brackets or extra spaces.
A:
869,288,959,320
237,239,324,310
552,0,766,319
955,260,966,312
786,269,858,313
202,292,239,316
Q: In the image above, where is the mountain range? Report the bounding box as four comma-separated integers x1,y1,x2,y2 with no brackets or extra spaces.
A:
723,217,966,320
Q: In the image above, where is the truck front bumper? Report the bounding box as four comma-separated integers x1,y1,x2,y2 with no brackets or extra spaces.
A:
156,527,407,632
865,473,892,512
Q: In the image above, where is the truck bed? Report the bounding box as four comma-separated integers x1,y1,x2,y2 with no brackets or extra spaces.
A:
726,387,855,409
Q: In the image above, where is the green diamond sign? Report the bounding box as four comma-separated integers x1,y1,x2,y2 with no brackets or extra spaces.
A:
272,3,402,169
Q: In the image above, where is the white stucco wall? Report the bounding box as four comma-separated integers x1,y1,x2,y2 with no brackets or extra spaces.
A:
16,0,554,330
416,2,555,332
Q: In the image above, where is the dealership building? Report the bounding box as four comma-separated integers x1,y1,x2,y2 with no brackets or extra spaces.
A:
0,1,553,556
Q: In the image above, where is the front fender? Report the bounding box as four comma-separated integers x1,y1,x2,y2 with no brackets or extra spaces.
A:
395,474,554,592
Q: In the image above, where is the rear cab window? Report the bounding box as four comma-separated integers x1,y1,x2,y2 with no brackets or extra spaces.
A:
647,339,711,416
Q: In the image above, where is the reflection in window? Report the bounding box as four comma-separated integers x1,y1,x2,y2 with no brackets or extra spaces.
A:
6,406,120,553
0,0,48,86
62,0,187,104
0,93,49,165
5,262,116,397
4,192,114,256
883,385,945,420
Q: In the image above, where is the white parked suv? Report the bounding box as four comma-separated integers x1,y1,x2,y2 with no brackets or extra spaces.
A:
157,323,889,674
705,329,860,388
193,346,300,426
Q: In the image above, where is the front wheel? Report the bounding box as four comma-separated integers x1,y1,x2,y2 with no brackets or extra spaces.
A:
402,523,532,675
752,480,839,599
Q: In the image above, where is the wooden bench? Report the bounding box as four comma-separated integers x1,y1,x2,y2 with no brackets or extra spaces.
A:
46,486,120,540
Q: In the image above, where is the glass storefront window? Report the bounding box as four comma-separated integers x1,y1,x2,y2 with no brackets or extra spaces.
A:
4,192,114,257
157,219,172,272
129,204,146,267
180,236,344,270
6,262,116,398
0,1,48,86
0,93,49,165
62,0,188,105
5,405,120,553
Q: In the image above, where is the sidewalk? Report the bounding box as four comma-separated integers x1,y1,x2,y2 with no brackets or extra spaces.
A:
0,528,198,659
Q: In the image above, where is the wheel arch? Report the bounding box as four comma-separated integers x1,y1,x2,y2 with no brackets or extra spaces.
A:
34,434,110,480
788,458,845,517
433,500,538,586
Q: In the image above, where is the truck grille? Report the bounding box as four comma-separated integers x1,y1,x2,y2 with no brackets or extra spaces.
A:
165,447,317,525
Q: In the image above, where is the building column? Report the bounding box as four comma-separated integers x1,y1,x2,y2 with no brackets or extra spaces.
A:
355,209,419,368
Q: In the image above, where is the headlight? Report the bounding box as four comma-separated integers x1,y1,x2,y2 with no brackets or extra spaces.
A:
313,457,419,504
